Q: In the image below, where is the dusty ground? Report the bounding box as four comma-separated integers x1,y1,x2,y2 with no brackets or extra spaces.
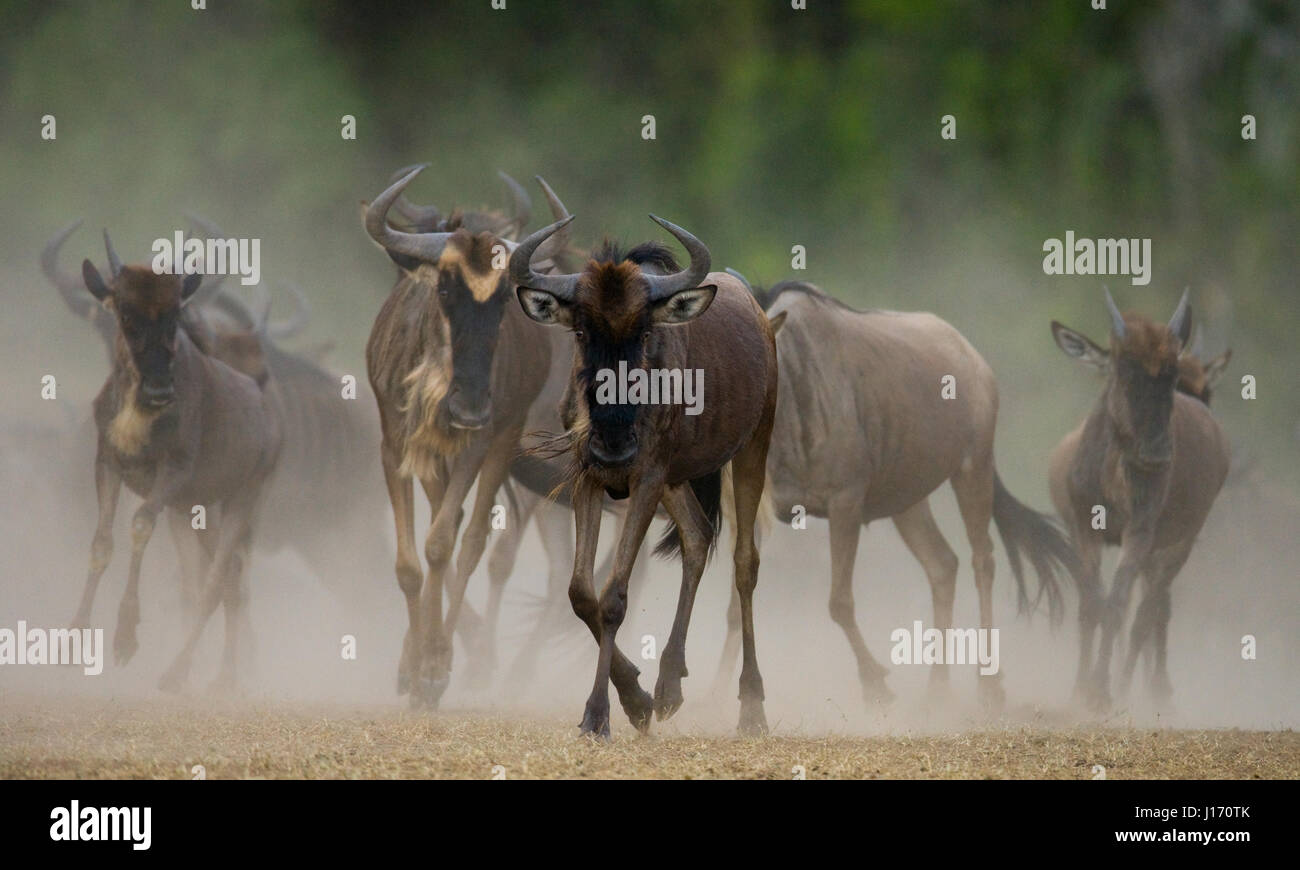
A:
1,694,1296,779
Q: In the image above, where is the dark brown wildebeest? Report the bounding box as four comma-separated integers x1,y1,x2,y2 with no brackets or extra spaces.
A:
1049,289,1230,709
510,214,779,737
713,279,1076,706
72,234,280,690
364,166,572,707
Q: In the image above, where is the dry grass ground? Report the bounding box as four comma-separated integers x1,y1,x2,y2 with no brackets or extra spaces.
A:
1,694,1296,779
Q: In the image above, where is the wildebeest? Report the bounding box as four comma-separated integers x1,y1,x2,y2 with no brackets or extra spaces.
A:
72,235,280,691
510,214,780,737
713,279,1076,706
1049,289,1230,709
45,221,388,613
364,165,573,706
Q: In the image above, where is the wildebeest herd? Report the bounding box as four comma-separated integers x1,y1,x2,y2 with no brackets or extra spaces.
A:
42,166,1232,738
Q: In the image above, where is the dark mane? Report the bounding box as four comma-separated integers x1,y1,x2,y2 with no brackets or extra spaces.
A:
759,280,872,314
589,239,680,275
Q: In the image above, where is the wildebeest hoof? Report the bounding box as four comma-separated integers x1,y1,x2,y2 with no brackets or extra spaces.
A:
616,684,654,734
737,699,768,736
653,675,684,722
411,673,449,709
579,702,612,740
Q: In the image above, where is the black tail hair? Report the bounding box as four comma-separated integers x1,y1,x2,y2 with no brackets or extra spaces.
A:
653,469,724,561
991,472,1080,627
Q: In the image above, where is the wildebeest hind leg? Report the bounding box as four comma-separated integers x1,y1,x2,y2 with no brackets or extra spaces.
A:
949,464,1003,710
730,442,771,735
827,505,892,705
892,499,959,699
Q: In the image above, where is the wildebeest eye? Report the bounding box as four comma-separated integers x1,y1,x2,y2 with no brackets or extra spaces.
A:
438,287,449,299
573,329,584,340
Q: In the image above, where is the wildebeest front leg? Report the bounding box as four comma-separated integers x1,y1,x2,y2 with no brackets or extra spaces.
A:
653,482,712,721
72,454,122,629
444,429,520,681
1120,544,1189,703
1092,527,1155,710
114,503,162,665
827,505,892,704
381,443,422,696
567,480,653,736
415,440,489,707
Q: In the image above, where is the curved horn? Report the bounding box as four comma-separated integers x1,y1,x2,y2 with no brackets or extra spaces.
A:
267,281,311,340
365,166,454,262
508,215,580,299
644,215,711,302
41,219,94,317
1168,287,1192,346
532,176,572,262
1103,286,1126,340
103,229,123,277
387,163,442,229
498,171,531,235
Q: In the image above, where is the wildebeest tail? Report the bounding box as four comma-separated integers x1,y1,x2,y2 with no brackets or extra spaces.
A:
991,471,1078,626
653,468,723,561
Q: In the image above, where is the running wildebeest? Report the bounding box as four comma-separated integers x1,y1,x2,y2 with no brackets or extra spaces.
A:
713,279,1076,706
45,221,388,613
1049,289,1230,709
72,234,281,691
364,165,573,707
510,214,780,737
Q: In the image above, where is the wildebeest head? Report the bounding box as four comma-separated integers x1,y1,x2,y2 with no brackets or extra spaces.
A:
511,215,715,468
366,166,569,431
1052,288,1193,468
82,231,202,409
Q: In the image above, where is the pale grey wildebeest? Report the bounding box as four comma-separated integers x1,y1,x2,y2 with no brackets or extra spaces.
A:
713,278,1077,708
511,215,779,737
73,237,281,691
1049,289,1229,710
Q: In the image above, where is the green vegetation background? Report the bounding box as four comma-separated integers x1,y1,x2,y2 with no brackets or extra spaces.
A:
1,0,1295,495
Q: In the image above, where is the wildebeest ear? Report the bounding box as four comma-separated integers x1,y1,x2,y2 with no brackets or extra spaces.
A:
516,287,573,326
768,310,788,336
1051,320,1108,370
386,249,422,272
82,259,110,301
180,272,203,306
1202,349,1232,388
651,285,716,324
